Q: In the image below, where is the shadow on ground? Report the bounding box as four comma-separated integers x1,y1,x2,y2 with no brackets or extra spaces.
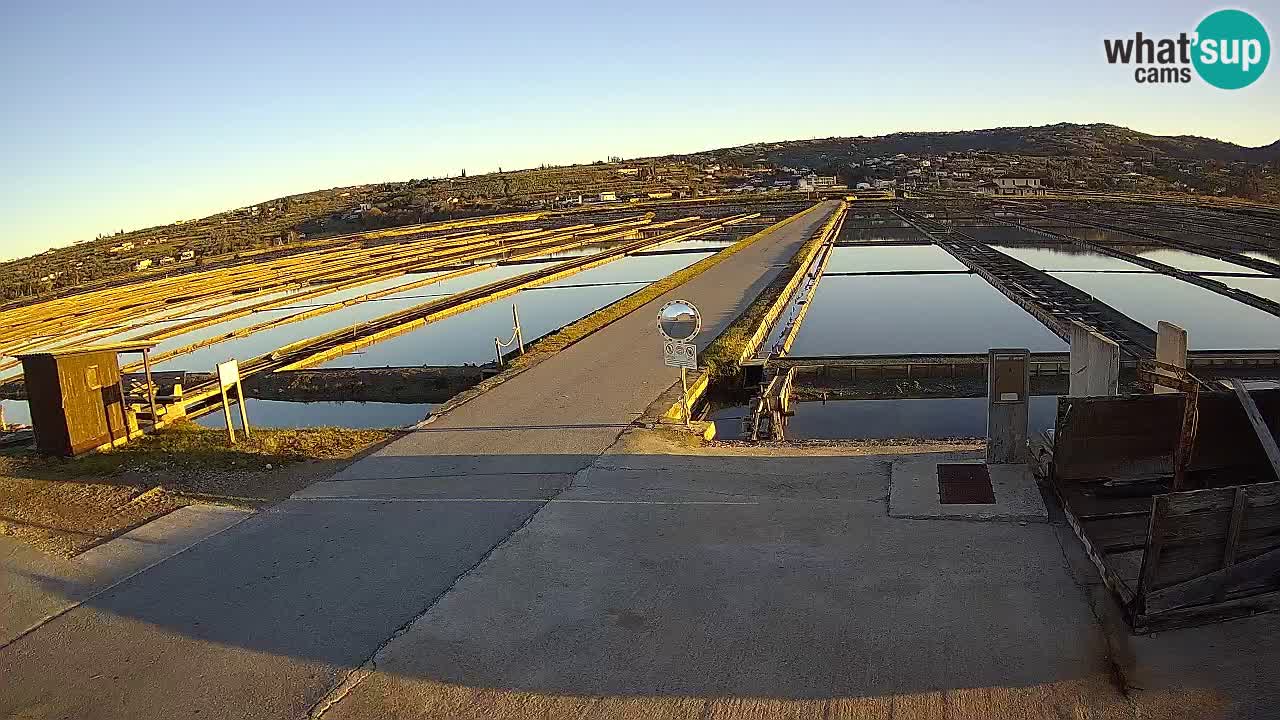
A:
0,445,1268,719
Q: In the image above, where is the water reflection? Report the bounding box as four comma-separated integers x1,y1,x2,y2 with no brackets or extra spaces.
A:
986,244,1147,272
789,396,1059,440
824,245,964,274
1135,249,1264,275
710,396,1058,441
789,274,1066,355
323,251,713,367
1050,272,1280,350
155,266,532,371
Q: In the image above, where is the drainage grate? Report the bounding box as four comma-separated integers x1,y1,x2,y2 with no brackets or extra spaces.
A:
937,464,995,504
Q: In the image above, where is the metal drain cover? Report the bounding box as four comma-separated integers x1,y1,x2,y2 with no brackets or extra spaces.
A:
937,464,995,504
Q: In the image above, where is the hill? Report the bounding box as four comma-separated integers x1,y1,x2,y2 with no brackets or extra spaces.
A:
2,123,1277,306
676,123,1280,168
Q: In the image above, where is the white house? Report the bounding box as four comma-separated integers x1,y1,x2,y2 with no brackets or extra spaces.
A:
991,177,1045,196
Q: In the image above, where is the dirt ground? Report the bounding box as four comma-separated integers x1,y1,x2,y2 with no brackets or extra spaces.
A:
0,421,400,557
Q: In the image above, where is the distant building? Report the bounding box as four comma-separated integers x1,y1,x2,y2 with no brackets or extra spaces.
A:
991,177,1045,196
133,259,152,271
598,191,618,202
814,175,838,188
179,250,196,261
108,241,135,254
159,256,176,265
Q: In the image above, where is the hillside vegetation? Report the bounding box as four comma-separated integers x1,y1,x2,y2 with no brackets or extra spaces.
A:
3,123,1276,307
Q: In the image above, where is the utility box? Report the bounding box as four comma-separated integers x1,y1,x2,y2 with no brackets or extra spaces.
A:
15,343,154,456
987,348,1031,464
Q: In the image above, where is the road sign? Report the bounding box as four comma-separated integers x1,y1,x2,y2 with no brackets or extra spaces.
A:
664,340,697,369
658,300,701,342
215,359,251,444
216,359,240,389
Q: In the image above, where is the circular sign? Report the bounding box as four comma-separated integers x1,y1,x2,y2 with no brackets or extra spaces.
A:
657,300,701,342
1193,9,1270,90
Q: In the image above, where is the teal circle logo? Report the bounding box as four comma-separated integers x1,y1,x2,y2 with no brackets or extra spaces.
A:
1193,9,1270,89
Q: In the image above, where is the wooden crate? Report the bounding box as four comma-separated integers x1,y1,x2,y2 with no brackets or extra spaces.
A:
1050,390,1280,631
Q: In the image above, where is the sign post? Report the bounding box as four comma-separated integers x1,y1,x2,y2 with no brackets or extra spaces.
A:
658,300,701,427
216,359,251,444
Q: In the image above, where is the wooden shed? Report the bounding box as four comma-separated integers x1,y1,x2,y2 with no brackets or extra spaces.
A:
15,342,157,457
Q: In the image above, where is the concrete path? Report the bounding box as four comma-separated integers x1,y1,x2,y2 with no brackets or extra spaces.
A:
316,441,1277,720
0,201,840,720
0,504,250,647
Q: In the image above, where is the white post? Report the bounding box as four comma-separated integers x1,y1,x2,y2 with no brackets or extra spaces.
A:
235,378,251,438
220,383,236,444
1068,321,1120,397
1155,321,1189,395
513,305,524,355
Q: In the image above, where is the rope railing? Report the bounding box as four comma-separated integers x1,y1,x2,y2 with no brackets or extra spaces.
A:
494,304,525,367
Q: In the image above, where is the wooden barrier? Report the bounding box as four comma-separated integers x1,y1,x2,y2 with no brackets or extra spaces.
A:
1049,388,1280,631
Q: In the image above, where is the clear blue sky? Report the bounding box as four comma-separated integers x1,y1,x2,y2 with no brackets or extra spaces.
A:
2,0,1276,259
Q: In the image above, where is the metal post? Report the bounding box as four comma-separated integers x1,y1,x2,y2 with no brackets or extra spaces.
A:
513,304,524,355
220,383,236,444
494,338,504,367
680,366,691,428
235,377,251,438
114,361,129,441
142,348,160,430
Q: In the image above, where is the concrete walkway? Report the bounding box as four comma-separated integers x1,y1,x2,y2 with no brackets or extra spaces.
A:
0,504,250,647
0,202,841,720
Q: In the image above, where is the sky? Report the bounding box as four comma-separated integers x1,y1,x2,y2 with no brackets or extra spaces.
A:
2,0,1277,259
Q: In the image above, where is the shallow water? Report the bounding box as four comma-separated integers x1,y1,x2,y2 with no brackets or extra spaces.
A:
788,396,1059,440
1134,248,1265,276
322,251,713,367
154,265,532,371
838,227,926,243
1050,272,1280,350
823,245,965,274
788,274,1066,356
709,396,1058,441
986,244,1148,272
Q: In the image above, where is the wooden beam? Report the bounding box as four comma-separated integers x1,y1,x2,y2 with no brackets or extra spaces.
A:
1136,496,1167,611
1145,544,1280,614
1215,487,1249,603
1230,378,1280,481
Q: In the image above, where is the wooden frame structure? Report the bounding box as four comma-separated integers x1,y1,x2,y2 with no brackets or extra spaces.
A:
1048,384,1280,631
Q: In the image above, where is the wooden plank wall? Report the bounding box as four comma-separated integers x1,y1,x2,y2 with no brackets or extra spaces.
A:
1137,482,1280,628
1054,391,1280,484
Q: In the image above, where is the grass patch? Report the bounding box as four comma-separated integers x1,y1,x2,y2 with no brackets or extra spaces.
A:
0,420,400,556
14,420,397,479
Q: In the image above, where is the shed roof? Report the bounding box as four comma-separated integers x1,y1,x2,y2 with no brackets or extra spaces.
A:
14,341,158,360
